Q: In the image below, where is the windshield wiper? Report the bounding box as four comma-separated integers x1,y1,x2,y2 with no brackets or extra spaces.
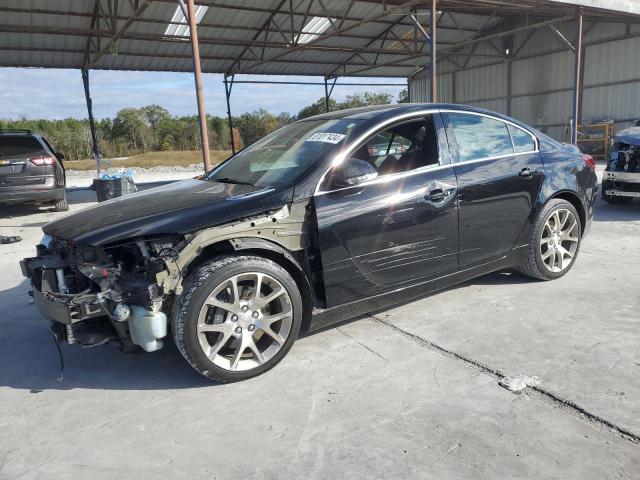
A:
212,177,254,186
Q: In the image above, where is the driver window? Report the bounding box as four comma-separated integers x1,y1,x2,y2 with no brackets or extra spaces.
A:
352,116,439,176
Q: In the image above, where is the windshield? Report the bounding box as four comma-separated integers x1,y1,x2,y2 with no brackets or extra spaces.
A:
206,118,362,187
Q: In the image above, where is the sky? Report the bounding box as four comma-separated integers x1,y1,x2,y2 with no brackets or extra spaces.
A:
0,68,407,120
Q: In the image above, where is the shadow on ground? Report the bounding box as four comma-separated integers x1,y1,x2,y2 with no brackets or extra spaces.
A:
0,279,212,392
593,197,640,222
1,270,533,393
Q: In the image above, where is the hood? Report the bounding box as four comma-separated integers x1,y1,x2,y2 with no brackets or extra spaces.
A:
615,127,640,146
44,179,294,246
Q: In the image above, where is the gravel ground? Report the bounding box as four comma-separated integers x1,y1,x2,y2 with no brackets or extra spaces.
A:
66,165,205,188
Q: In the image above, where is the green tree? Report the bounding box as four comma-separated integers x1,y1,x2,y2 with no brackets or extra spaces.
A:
236,109,279,146
297,98,337,119
339,92,393,109
143,105,171,149
112,108,151,153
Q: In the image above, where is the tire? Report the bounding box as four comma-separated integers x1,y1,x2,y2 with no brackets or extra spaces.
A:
518,199,582,281
172,255,303,382
53,191,69,212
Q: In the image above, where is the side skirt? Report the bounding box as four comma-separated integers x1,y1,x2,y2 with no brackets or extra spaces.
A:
308,246,528,333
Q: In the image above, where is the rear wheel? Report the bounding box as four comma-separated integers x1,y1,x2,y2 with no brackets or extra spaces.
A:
173,255,302,382
53,190,69,212
518,199,581,281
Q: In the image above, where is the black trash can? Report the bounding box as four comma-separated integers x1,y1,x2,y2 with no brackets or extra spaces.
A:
91,177,137,202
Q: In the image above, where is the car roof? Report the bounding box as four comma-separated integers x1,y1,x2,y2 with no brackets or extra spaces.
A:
301,103,531,130
0,130,41,138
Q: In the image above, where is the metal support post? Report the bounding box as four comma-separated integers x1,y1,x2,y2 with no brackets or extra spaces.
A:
224,74,235,155
181,0,211,171
571,8,584,144
323,77,338,112
81,68,100,177
430,0,437,102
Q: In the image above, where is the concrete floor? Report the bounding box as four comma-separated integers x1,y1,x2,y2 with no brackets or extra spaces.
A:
0,180,639,479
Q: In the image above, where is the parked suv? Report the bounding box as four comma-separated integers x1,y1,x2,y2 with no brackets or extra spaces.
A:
0,130,68,211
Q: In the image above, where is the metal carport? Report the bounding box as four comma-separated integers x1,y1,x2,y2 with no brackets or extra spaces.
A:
1,0,639,171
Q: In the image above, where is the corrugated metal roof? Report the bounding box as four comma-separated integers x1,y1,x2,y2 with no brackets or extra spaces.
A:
0,0,637,77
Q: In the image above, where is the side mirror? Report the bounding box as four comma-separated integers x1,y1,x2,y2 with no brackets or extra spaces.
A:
56,152,65,160
332,157,378,188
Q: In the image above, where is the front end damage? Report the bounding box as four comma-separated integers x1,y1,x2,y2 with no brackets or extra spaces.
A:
20,204,307,353
603,128,640,199
21,234,182,351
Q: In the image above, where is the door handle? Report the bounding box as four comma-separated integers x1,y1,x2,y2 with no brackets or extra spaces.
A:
425,188,445,202
519,167,536,178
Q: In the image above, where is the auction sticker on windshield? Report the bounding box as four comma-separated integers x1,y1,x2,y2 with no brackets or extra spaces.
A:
306,132,346,144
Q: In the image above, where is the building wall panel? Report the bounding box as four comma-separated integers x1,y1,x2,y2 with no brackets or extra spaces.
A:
409,21,640,141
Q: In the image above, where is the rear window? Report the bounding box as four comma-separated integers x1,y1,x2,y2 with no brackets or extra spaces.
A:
448,113,513,162
508,125,536,153
0,136,44,157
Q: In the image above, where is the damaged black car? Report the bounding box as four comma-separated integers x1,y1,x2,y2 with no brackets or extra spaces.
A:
21,104,598,382
602,124,640,204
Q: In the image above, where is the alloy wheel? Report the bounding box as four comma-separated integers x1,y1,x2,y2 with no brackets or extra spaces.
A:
196,272,293,372
540,208,579,273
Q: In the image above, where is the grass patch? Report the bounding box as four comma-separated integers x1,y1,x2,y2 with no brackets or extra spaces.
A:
64,150,232,170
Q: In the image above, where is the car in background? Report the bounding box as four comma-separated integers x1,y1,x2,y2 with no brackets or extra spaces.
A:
0,130,68,211
21,104,597,382
602,125,640,204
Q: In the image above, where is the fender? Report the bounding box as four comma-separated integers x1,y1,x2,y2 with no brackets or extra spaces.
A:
157,201,310,295
513,156,595,249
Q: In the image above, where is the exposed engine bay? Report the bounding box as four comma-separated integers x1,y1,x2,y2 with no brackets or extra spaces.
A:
21,234,181,351
603,127,640,200
20,203,308,353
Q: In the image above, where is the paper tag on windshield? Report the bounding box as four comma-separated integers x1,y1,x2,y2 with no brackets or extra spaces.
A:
306,132,346,144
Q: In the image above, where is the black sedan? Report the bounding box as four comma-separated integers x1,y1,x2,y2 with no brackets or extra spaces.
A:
21,104,598,382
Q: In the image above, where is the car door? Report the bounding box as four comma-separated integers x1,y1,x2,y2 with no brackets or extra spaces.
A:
443,111,544,267
313,113,459,307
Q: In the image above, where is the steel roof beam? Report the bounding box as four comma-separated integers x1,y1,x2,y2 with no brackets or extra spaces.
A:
91,0,152,66
227,0,287,73
346,14,573,76
0,45,503,63
0,24,457,56
244,0,424,72
151,0,639,22
0,5,483,38
150,0,489,31
82,1,102,69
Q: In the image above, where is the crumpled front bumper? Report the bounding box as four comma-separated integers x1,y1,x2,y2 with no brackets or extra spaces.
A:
603,171,640,198
21,256,106,325
30,287,105,325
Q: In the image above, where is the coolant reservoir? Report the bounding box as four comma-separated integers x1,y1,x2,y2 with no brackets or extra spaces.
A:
128,306,167,352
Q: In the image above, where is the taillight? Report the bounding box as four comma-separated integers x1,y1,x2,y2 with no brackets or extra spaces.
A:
30,155,56,166
582,154,596,172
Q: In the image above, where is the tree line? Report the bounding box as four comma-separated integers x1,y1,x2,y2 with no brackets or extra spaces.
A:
0,90,408,161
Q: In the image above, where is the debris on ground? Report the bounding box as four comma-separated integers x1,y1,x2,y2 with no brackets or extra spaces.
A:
499,375,541,393
0,235,21,244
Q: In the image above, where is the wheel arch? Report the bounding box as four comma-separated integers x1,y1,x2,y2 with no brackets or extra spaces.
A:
182,237,315,334
546,190,586,237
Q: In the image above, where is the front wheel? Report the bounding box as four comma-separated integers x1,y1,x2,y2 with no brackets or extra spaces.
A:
518,199,581,281
173,255,302,382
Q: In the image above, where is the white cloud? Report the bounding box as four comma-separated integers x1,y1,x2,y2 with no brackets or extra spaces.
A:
0,68,406,120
